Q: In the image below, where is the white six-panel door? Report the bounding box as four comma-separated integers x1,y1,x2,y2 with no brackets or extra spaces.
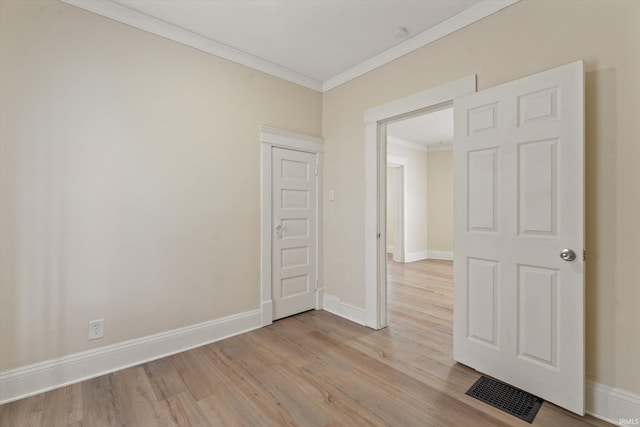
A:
272,147,317,320
453,61,585,414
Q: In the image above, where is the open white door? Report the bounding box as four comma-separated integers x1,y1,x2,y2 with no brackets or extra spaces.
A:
453,61,584,414
272,147,317,320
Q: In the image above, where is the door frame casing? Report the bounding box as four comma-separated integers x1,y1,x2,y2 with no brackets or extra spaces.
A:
386,155,407,263
260,127,324,326
363,76,476,329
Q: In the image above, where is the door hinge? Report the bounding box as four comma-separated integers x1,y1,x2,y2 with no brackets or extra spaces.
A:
583,250,586,261
377,232,381,239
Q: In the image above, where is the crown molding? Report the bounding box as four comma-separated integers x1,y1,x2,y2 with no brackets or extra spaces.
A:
388,135,452,152
60,0,518,94
322,0,520,92
427,143,453,152
387,154,408,166
59,0,323,92
387,135,427,152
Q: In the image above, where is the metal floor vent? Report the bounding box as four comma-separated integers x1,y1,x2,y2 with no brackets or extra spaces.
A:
466,376,543,423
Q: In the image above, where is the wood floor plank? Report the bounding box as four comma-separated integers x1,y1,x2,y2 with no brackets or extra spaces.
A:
301,359,421,426
161,391,211,427
281,361,383,427
0,258,613,426
195,394,247,426
170,347,222,402
109,366,168,427
143,357,188,402
197,345,300,426
41,383,83,425
0,393,44,426
80,374,126,427
254,364,336,426
302,320,513,427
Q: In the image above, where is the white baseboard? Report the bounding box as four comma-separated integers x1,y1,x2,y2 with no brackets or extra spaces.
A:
387,245,394,254
405,250,429,263
316,288,325,310
427,250,454,261
261,300,273,326
0,309,262,405
404,250,453,262
322,293,366,325
586,380,640,426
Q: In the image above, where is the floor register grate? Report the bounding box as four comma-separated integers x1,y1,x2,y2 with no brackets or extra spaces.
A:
466,376,544,423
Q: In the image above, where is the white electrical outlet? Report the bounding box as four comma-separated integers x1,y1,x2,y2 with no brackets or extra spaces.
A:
88,319,104,340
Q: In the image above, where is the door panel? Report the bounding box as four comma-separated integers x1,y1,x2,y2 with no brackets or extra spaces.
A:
453,61,584,414
517,265,558,367
518,139,557,235
467,257,499,348
467,148,499,232
272,147,317,320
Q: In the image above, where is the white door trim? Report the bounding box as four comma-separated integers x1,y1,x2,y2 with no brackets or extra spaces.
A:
363,76,476,329
260,127,324,326
386,155,407,263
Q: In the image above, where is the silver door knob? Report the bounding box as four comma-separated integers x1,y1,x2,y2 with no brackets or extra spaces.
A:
275,225,283,239
559,248,576,261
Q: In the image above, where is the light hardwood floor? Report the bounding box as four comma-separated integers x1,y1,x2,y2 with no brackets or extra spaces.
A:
0,259,610,426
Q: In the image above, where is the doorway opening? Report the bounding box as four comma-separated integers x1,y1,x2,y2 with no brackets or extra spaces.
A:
363,75,476,329
385,107,454,328
386,108,454,264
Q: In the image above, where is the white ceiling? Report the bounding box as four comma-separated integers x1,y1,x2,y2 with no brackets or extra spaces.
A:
62,0,518,91
110,0,481,82
387,107,453,148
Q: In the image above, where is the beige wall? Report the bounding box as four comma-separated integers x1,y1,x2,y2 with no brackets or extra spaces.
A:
427,150,453,253
323,0,640,394
0,0,321,371
387,144,428,256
